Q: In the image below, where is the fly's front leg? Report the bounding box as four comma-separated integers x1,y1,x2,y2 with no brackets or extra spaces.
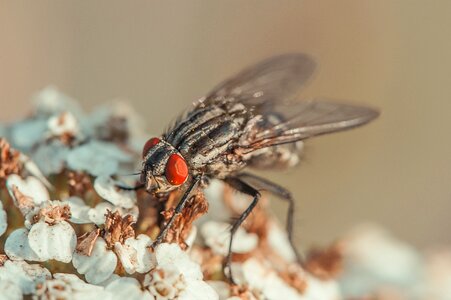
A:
237,172,303,264
115,183,145,191
223,177,261,284
151,176,201,248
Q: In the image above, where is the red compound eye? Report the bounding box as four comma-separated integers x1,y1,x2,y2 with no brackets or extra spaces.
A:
142,137,160,158
165,153,188,185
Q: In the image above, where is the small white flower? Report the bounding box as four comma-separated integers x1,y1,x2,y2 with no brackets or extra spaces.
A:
231,258,307,300
0,280,22,300
72,237,118,284
421,249,451,299
19,154,53,189
0,200,7,237
47,111,80,138
27,219,76,263
32,86,83,118
114,234,155,274
301,274,341,300
200,221,258,256
65,196,138,225
10,119,48,151
94,175,137,209
339,224,422,298
88,202,139,225
6,174,50,212
0,260,51,295
207,281,232,300
85,101,147,145
5,200,76,263
32,140,69,175
5,228,41,261
142,243,218,300
105,277,151,300
201,180,229,223
67,141,132,176
64,196,92,224
35,273,111,300
267,221,297,263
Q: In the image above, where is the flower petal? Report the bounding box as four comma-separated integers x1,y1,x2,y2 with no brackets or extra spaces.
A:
267,221,296,263
32,86,83,118
28,221,76,263
0,260,50,295
47,111,79,137
0,280,22,300
94,176,136,209
65,196,92,224
46,273,110,300
6,174,49,208
66,140,132,177
4,228,41,261
114,234,155,274
87,202,115,225
179,279,219,300
72,238,118,284
155,243,203,280
106,277,151,300
200,221,258,256
10,119,47,151
32,141,69,175
0,200,7,237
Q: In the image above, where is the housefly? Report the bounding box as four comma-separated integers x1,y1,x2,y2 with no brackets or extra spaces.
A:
135,54,379,281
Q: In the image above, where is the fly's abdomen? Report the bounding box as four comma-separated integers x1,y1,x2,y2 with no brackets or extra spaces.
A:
246,141,303,170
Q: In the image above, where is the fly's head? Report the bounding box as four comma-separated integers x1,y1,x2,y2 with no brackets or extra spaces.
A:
141,137,189,194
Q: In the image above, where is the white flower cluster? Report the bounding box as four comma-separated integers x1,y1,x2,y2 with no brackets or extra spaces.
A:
7,86,144,177
338,224,451,299
0,87,344,300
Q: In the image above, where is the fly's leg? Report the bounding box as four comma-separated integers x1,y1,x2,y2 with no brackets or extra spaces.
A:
223,177,261,284
115,183,145,191
150,176,201,249
237,172,303,263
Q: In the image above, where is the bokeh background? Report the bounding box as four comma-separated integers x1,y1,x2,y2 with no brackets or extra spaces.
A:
1,1,450,251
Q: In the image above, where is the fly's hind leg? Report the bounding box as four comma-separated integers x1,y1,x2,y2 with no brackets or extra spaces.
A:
223,177,261,284
237,172,303,264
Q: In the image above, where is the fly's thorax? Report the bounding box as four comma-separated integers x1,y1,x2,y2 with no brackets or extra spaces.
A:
141,138,189,193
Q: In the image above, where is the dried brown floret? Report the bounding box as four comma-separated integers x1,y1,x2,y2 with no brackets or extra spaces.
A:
76,228,101,256
230,285,262,300
97,116,129,144
103,210,135,248
305,243,343,280
0,254,7,266
0,138,22,185
49,112,78,145
278,265,308,294
163,191,208,249
11,185,35,215
190,246,223,280
135,190,162,237
67,171,93,197
36,203,71,225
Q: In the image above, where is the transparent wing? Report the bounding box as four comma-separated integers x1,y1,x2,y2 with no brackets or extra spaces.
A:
241,98,380,151
166,54,315,139
201,53,316,107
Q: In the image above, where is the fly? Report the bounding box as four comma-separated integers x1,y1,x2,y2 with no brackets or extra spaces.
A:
130,54,379,282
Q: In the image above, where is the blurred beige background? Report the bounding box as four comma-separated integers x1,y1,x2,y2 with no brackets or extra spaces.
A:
1,1,450,250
